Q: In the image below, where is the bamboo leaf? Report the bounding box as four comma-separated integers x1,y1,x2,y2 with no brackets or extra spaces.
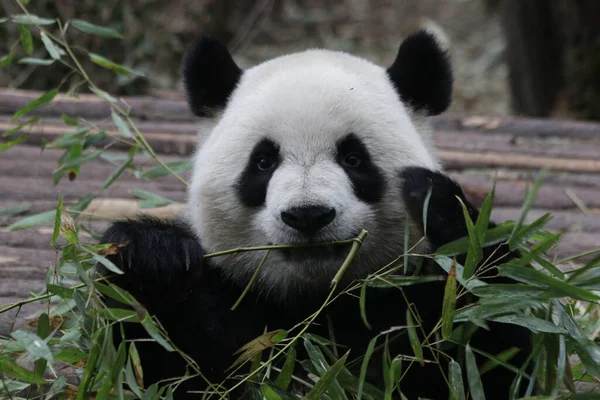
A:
437,222,514,257
0,203,30,217
111,110,132,137
3,115,40,137
40,31,61,60
406,307,424,366
140,311,175,352
367,275,444,288
465,344,486,400
11,329,53,362
457,197,482,279
509,169,547,249
131,189,175,209
18,57,54,65
0,133,29,151
0,51,14,67
491,315,567,334
274,347,296,390
508,213,553,251
12,14,56,25
449,360,466,400
306,351,349,400
442,260,458,340
91,53,137,77
360,280,371,330
357,336,377,400
19,24,33,55
71,19,123,38
9,209,55,231
141,161,193,180
0,357,46,384
498,264,600,302
50,193,63,246
11,89,58,121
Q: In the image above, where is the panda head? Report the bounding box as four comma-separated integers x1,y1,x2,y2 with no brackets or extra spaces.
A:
184,31,453,298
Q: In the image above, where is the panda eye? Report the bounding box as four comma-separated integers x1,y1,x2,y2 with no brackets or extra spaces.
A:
257,156,276,171
343,154,362,168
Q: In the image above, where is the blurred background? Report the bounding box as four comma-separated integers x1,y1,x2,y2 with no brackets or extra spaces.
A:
1,0,599,120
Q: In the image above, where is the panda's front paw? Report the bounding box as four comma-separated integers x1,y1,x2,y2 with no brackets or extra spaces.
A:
98,217,204,305
400,167,476,248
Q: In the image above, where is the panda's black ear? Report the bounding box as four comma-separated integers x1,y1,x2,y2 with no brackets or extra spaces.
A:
387,30,453,116
183,36,243,117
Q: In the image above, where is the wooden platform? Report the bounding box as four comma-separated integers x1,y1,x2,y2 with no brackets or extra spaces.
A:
1,88,600,335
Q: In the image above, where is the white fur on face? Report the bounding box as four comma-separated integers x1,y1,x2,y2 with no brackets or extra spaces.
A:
187,49,441,298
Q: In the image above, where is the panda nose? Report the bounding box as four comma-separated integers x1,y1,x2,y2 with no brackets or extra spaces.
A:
281,206,336,235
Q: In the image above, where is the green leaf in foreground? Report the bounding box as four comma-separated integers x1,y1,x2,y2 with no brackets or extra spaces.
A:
449,360,466,400
306,351,349,400
0,203,30,217
465,344,486,400
19,24,33,55
12,14,56,25
357,337,377,400
40,31,61,60
61,114,78,126
11,89,59,121
11,329,53,363
18,57,55,65
0,357,46,384
3,115,40,137
275,347,296,390
457,197,482,280
406,307,424,366
91,53,136,77
508,168,547,250
0,51,14,67
499,264,600,302
140,312,175,352
71,19,124,39
9,209,56,231
0,134,29,151
141,161,193,180
111,110,132,137
50,193,63,246
442,260,458,340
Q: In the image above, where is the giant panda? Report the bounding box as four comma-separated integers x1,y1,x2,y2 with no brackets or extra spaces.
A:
98,30,536,399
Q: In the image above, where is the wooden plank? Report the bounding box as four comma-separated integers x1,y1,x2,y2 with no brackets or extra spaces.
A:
0,88,195,121
435,130,600,160
440,150,600,173
434,114,600,139
2,88,600,138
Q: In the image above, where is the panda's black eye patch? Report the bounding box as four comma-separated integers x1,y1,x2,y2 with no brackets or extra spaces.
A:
336,134,385,203
237,139,280,207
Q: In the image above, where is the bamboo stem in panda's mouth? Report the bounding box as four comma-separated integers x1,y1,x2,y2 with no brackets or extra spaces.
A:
330,229,369,288
203,232,367,259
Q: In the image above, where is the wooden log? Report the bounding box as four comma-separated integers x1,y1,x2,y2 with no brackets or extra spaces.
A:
0,88,196,121
0,176,187,202
440,150,600,173
435,130,600,160
434,114,600,139
2,88,600,138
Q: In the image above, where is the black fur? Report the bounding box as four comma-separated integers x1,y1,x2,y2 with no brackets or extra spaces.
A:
236,138,280,207
98,168,534,399
183,36,242,117
336,134,386,203
387,30,453,115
